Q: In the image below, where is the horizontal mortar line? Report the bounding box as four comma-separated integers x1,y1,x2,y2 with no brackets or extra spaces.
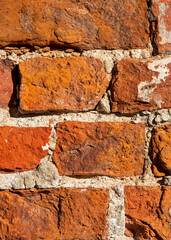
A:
0,119,170,127
0,47,152,56
0,174,161,190
0,116,140,126
0,48,153,69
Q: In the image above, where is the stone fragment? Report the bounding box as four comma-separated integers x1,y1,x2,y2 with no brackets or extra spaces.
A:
19,57,109,112
164,176,171,186
0,0,149,50
0,188,109,240
151,124,171,176
0,60,14,108
125,186,171,240
96,93,111,113
53,121,145,177
0,127,51,173
151,0,171,53
111,56,171,113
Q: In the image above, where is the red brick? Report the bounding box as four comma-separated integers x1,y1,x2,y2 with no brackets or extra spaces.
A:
111,57,171,113
151,0,171,53
125,186,171,240
0,0,149,50
0,127,51,173
53,121,145,177
19,57,109,113
0,188,109,240
0,60,14,108
151,124,171,176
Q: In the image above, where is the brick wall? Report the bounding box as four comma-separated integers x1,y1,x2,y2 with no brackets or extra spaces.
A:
0,0,170,239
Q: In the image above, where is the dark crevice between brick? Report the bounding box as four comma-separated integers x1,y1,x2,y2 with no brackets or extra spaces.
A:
108,63,118,113
57,197,62,234
156,188,165,219
8,64,20,117
147,0,158,56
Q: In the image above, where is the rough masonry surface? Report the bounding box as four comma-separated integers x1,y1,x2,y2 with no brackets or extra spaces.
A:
54,121,145,177
0,188,109,240
111,56,171,113
151,123,171,176
151,0,171,53
19,57,109,112
0,127,52,173
0,0,170,237
0,0,149,50
125,186,171,240
0,60,14,108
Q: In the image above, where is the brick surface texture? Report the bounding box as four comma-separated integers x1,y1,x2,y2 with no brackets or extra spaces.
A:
111,56,171,113
0,0,149,50
0,127,51,172
0,60,14,108
0,188,109,240
151,124,171,176
54,121,145,177
0,0,171,239
19,57,109,112
151,0,171,53
125,186,171,240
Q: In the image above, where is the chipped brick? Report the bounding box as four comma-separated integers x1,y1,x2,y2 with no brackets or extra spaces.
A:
111,57,171,113
0,127,51,173
151,0,171,53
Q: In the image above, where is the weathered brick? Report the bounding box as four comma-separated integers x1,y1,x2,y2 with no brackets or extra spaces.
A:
53,121,145,177
0,0,149,50
0,127,51,173
19,57,109,113
125,186,171,240
111,57,171,113
0,60,14,108
0,188,109,240
151,0,171,53
151,124,171,176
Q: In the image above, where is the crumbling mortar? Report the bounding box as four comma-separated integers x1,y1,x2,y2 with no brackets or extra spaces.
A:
0,108,170,127
0,45,153,65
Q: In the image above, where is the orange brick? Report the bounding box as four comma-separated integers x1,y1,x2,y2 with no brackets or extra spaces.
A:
151,124,171,176
151,0,171,53
111,57,171,113
53,121,145,177
19,57,109,112
0,0,149,50
0,188,109,240
125,186,171,240
0,127,51,173
0,60,14,108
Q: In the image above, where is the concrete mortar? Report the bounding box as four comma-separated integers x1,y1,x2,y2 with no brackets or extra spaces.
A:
0,45,170,239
